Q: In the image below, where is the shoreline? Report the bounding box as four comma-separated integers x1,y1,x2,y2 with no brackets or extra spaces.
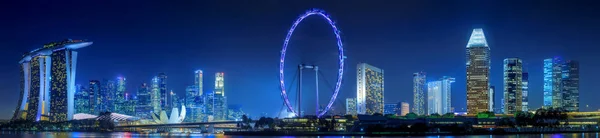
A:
225,129,600,136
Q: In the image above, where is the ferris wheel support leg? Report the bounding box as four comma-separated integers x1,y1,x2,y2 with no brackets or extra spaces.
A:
315,66,319,116
298,64,303,117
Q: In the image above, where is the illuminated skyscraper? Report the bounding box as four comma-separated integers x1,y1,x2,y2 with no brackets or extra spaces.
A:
12,39,92,122
561,60,579,112
413,72,426,115
544,57,562,108
151,77,161,113
466,28,491,114
136,83,153,119
195,70,203,96
440,77,455,114
356,63,384,115
157,73,169,110
74,85,89,114
123,93,136,115
88,80,100,114
400,102,410,116
503,58,523,114
522,73,529,112
213,72,227,120
99,79,116,113
185,85,204,122
215,72,224,96
427,81,442,115
115,77,127,113
345,98,357,115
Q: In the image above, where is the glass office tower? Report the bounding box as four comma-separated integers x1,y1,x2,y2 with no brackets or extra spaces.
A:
562,60,579,112
503,58,523,114
466,28,491,115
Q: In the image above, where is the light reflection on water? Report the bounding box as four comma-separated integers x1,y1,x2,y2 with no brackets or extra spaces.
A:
1,131,600,138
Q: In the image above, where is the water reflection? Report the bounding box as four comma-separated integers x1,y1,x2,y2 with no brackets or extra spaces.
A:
2,132,600,138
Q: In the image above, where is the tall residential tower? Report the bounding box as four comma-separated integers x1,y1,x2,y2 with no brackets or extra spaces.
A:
412,72,426,115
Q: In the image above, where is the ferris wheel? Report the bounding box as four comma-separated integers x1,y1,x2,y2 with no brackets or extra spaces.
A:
279,9,345,118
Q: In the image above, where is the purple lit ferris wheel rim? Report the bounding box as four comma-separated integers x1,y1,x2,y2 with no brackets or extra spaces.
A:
279,9,344,117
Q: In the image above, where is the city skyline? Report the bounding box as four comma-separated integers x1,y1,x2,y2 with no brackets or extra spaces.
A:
1,1,599,119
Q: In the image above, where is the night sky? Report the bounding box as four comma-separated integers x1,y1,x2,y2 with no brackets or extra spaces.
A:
0,1,599,119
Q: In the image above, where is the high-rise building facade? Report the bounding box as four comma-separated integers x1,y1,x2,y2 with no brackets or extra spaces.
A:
99,79,116,113
503,58,523,114
466,28,491,115
74,85,89,114
123,93,136,115
157,73,169,110
489,86,495,112
522,73,529,112
114,77,127,113
384,103,398,115
213,72,228,120
427,81,442,115
345,98,357,115
151,77,161,113
214,72,224,96
195,70,203,96
12,39,92,122
440,77,455,114
401,102,410,116
412,72,426,115
544,57,562,108
88,80,100,114
562,60,579,112
185,85,204,122
135,83,153,119
356,63,384,115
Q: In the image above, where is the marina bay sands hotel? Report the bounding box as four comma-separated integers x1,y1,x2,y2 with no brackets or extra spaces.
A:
12,39,92,122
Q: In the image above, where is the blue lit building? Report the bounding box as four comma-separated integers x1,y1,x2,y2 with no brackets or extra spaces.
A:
227,104,244,121
543,57,580,111
157,73,169,111
114,77,127,113
88,80,100,114
74,84,89,114
185,85,204,122
562,60,579,112
213,72,228,120
135,83,153,119
151,76,161,113
522,73,529,111
489,86,495,112
384,103,398,115
99,79,116,113
12,39,92,122
440,77,455,114
544,57,562,108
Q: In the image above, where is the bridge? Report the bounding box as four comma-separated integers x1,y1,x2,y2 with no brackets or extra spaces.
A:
115,120,254,133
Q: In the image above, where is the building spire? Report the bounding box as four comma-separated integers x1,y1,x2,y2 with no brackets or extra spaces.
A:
466,28,488,47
